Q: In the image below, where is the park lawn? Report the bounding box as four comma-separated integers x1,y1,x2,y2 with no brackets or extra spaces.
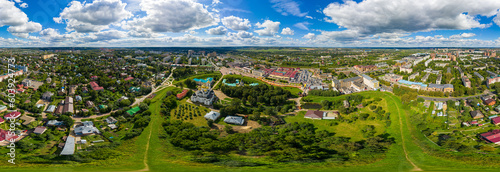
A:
282,86,302,97
5,90,500,172
171,99,210,127
286,111,386,141
301,95,347,104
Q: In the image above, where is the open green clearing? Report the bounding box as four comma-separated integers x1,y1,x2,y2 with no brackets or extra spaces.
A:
3,91,500,171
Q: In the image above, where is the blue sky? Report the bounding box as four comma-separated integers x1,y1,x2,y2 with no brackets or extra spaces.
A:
1,0,500,47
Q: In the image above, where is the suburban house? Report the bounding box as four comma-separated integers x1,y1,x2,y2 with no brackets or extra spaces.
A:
4,112,21,120
224,116,245,125
105,117,118,124
0,129,19,142
0,118,3,124
304,110,325,120
204,111,220,121
33,126,47,135
470,110,484,119
74,121,100,136
89,81,104,91
45,105,56,113
479,129,500,144
41,91,54,101
47,120,64,126
492,117,500,125
86,101,95,107
483,98,496,106
62,97,74,114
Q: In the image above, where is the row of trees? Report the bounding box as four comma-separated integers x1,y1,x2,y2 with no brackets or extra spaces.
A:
220,84,292,106
308,90,341,97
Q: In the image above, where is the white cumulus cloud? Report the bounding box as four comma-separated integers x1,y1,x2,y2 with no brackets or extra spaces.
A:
222,16,251,31
255,20,280,36
303,33,315,39
55,0,132,32
124,0,218,33
281,27,294,35
206,26,228,35
323,0,500,37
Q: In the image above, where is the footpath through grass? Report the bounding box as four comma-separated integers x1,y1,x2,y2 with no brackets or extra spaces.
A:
4,90,500,172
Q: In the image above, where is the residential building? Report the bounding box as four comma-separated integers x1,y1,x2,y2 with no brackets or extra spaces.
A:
74,121,100,136
45,105,56,113
474,72,484,81
105,117,118,124
33,127,47,135
399,67,413,73
409,73,419,80
304,110,325,120
361,74,380,90
41,91,54,101
0,129,19,142
470,110,484,119
479,129,500,144
89,81,104,91
484,98,496,106
436,74,442,84
204,111,220,121
4,112,21,120
462,76,472,88
224,116,245,125
491,117,500,125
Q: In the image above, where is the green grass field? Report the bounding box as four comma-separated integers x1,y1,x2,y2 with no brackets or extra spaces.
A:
3,90,500,171
286,111,386,141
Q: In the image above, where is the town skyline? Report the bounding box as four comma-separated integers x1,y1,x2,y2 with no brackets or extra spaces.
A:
1,0,500,47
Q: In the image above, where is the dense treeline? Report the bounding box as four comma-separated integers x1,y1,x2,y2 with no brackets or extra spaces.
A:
308,90,341,97
163,120,394,163
220,85,291,106
173,67,194,79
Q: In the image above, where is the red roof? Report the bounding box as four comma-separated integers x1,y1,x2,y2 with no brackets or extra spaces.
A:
492,117,500,125
89,81,104,91
4,112,21,120
176,90,189,99
124,76,134,81
480,129,500,143
0,118,4,123
0,129,18,142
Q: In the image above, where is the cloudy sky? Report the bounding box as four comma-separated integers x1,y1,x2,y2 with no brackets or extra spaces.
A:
2,0,500,47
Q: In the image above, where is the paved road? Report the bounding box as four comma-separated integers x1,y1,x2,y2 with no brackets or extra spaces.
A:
417,92,493,101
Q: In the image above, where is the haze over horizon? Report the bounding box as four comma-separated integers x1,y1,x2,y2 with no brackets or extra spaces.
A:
2,0,500,47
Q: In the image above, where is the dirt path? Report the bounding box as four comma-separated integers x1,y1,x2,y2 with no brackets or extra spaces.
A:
138,125,153,172
388,95,422,171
